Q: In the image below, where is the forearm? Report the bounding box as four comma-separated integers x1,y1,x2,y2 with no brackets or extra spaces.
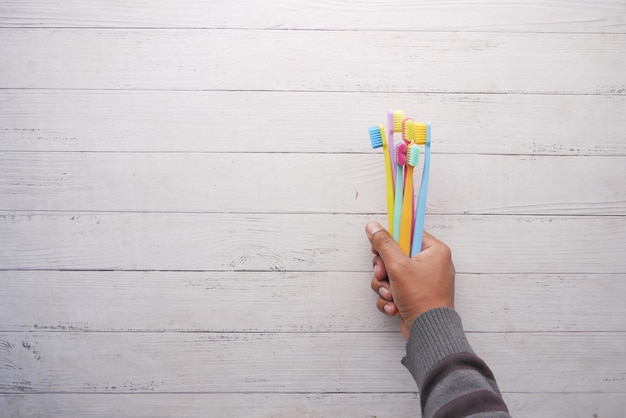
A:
402,308,511,417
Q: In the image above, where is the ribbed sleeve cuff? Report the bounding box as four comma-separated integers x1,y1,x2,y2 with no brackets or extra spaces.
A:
401,307,474,389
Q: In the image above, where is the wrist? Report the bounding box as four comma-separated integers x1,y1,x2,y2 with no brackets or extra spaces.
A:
403,301,455,329
401,307,472,387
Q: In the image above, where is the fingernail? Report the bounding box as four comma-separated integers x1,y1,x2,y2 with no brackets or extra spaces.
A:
378,287,389,299
366,221,382,238
383,304,394,315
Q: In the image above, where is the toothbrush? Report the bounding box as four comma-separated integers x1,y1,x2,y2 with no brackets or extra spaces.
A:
400,118,417,253
411,123,431,257
392,141,407,242
399,142,420,256
387,110,404,186
368,125,394,231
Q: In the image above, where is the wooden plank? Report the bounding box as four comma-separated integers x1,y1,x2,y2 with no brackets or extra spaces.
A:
2,90,625,156
0,213,624,273
501,393,626,418
0,332,624,393
0,392,623,418
455,274,626,333
0,3,622,417
1,30,625,94
1,0,625,33
1,271,624,333
1,153,624,215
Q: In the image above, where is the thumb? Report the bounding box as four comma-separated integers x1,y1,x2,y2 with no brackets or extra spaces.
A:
365,221,406,264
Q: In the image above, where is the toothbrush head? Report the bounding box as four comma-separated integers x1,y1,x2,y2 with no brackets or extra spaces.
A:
393,110,405,133
406,143,421,167
396,142,407,166
368,125,383,149
404,120,427,145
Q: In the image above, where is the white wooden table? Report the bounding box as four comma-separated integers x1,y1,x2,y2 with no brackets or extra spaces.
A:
1,2,625,417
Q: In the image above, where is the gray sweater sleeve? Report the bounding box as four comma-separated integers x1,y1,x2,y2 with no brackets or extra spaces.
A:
402,307,511,418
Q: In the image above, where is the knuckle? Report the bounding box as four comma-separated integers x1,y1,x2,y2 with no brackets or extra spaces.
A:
441,243,452,258
435,240,452,258
376,298,386,312
374,232,395,249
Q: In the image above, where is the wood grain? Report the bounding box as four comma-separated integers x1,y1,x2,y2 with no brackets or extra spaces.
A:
0,213,624,273
0,392,622,418
2,2,625,415
1,30,625,94
1,152,624,215
1,271,623,333
2,91,625,155
0,332,624,393
2,0,625,33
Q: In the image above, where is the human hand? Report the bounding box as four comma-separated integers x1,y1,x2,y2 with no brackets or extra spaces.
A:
366,221,455,340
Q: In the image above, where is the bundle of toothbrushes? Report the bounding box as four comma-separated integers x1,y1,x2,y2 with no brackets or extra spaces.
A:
368,110,431,257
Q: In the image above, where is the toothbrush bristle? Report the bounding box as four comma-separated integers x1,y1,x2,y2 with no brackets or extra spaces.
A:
393,110,404,133
402,118,414,142
368,126,383,149
396,142,407,165
412,122,428,145
407,143,420,166
402,120,426,144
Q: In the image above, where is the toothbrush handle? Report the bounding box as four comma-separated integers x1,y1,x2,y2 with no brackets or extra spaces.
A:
383,143,395,232
387,111,396,187
399,165,414,255
392,164,404,242
411,127,431,257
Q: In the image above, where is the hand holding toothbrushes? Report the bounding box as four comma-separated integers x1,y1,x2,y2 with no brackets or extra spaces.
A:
369,110,431,257
367,110,449,338
365,115,510,416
